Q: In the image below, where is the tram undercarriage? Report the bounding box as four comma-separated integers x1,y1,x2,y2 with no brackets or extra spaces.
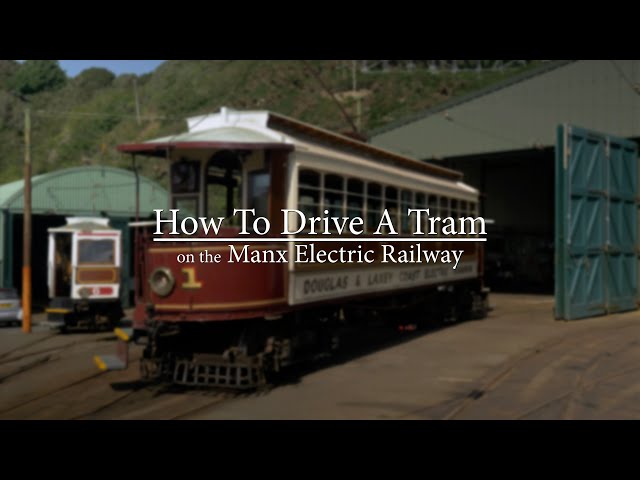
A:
139,280,489,389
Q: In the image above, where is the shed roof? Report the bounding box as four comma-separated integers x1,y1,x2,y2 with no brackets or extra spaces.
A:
370,60,640,160
0,166,168,217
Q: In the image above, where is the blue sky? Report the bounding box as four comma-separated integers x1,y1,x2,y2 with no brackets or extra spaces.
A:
57,60,165,77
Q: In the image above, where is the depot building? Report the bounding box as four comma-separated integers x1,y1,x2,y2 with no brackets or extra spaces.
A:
0,166,168,308
370,60,640,293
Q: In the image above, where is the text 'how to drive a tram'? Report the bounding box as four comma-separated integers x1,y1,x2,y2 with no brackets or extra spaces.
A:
151,208,487,270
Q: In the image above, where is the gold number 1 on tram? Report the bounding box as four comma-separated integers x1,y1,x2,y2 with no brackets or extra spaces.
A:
181,268,203,289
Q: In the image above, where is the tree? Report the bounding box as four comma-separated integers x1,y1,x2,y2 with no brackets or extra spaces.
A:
74,67,115,91
10,60,67,95
0,60,19,89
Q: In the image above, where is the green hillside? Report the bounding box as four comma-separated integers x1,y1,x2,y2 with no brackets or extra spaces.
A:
0,60,538,186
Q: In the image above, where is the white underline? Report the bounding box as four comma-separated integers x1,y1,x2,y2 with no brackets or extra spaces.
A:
152,237,486,243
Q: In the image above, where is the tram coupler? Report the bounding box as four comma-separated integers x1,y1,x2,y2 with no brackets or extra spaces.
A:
93,327,133,371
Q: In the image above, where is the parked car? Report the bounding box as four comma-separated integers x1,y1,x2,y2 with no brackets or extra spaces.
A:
0,288,22,326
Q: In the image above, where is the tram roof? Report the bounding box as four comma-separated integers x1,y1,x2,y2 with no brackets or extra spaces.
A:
49,217,119,233
117,108,463,181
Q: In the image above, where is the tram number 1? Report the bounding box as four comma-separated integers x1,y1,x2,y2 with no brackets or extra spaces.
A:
181,267,203,289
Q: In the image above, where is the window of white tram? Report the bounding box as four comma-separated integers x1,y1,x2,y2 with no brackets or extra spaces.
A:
78,240,116,265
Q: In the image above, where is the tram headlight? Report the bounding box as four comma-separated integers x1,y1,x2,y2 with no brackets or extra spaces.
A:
149,267,175,297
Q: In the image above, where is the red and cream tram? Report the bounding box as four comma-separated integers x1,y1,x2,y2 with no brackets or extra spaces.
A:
97,107,488,388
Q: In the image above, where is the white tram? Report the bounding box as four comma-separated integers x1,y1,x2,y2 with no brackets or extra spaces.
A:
46,217,123,330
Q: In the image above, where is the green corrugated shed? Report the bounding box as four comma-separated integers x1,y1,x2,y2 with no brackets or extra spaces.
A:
0,166,168,306
0,165,166,215
370,60,640,160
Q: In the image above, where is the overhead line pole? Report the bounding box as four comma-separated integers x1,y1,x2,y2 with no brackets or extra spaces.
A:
22,104,32,334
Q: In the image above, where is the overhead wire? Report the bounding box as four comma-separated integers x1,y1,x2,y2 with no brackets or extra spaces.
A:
32,110,170,120
440,113,538,151
609,60,640,95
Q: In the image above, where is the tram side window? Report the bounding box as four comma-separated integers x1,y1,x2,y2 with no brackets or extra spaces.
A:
439,197,449,236
347,178,364,223
401,190,412,234
384,186,399,234
416,192,427,235
324,174,344,222
298,169,321,228
366,183,382,233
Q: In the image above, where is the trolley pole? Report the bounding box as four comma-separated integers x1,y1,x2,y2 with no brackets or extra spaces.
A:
22,105,32,334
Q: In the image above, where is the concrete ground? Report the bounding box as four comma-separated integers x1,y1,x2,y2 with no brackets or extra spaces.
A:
0,294,639,419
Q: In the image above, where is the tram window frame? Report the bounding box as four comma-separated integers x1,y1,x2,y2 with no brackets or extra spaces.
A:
450,199,458,237
401,189,413,234
428,194,438,235
439,197,449,236
416,192,427,235
78,239,116,265
459,200,468,237
384,186,399,234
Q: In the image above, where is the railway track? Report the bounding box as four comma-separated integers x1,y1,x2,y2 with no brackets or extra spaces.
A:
0,321,424,419
0,335,111,367
0,331,134,419
2,296,638,420
428,320,640,420
0,331,58,361
516,339,640,420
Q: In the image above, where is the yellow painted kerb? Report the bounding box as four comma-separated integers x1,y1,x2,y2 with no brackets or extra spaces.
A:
94,355,108,371
114,328,130,342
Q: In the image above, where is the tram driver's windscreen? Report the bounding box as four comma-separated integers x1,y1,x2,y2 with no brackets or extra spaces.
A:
169,150,271,230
